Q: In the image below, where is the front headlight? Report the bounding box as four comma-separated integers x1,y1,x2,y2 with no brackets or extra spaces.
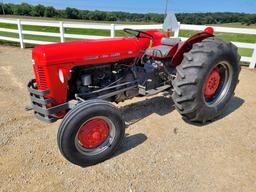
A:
58,69,65,84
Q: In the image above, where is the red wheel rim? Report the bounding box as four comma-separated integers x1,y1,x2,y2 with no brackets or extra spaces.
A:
204,66,221,98
78,118,110,149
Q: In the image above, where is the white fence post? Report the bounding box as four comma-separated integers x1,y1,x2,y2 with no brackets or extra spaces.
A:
174,22,180,38
59,21,65,43
249,46,256,69
17,19,24,49
110,24,115,38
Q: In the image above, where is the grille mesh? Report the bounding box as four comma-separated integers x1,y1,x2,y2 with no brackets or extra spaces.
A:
35,65,48,90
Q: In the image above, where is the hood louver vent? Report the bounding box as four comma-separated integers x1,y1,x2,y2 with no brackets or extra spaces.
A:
34,65,48,90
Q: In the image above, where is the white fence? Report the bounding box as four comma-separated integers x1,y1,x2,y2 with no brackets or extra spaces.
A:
0,18,255,69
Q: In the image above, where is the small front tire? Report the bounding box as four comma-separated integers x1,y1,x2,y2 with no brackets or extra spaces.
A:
57,99,125,167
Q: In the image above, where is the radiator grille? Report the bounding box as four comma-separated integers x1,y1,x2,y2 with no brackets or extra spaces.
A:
35,65,48,90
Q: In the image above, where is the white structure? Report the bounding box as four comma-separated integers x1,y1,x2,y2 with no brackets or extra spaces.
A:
0,18,255,69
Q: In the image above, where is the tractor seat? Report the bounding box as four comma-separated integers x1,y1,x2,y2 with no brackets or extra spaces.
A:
145,37,181,58
161,37,181,46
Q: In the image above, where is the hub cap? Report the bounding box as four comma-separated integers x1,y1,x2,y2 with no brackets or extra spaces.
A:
75,116,116,156
203,61,233,107
204,67,221,97
78,118,110,149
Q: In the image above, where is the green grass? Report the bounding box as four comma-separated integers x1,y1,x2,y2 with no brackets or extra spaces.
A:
179,30,256,57
238,48,253,57
0,21,255,59
179,30,256,43
212,22,256,29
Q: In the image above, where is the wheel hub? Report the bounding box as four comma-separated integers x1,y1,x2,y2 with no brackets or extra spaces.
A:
78,118,110,149
204,67,221,97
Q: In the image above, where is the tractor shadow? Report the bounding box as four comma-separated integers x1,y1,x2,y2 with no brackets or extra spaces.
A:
113,95,243,157
119,95,244,129
113,96,174,157
114,133,148,157
120,95,175,126
183,96,245,126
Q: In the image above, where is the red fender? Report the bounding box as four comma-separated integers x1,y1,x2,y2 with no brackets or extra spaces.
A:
171,31,214,66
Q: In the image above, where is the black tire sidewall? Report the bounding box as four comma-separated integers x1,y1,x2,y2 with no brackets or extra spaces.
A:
58,101,125,166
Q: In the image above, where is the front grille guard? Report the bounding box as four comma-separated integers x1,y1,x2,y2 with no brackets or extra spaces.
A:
27,79,139,123
27,79,70,123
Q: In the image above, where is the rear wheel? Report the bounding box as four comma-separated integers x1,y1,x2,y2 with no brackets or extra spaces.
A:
172,37,241,123
57,99,125,166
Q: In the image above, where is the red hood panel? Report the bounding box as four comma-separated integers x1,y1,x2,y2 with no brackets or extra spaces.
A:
32,37,150,66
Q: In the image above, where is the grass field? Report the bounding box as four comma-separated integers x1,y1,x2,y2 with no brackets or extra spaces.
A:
212,23,256,29
0,18,255,59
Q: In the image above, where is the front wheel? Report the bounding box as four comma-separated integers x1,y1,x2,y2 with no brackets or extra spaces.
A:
57,99,125,167
172,37,241,123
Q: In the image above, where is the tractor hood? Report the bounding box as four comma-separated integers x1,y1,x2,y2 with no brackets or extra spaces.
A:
32,37,150,66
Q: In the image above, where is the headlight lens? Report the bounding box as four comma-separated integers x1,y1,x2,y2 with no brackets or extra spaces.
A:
59,69,65,83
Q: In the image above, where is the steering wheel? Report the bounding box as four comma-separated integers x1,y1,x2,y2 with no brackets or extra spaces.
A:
123,28,154,39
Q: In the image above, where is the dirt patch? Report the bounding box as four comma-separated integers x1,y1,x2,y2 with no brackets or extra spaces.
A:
1,66,24,89
0,45,256,192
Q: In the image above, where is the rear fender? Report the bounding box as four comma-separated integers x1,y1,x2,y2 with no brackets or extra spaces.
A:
171,32,214,66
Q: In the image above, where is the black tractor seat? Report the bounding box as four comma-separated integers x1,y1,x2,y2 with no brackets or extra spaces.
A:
145,37,181,58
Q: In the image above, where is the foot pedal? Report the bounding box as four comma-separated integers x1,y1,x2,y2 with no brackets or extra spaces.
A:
138,85,147,95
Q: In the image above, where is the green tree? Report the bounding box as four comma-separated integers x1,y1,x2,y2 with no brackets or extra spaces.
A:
65,7,80,19
44,6,57,17
106,12,117,21
32,4,45,17
14,3,32,16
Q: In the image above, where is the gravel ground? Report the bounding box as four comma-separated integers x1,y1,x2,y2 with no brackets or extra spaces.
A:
0,46,256,192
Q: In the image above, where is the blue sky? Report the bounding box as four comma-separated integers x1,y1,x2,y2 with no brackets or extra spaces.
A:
3,0,256,13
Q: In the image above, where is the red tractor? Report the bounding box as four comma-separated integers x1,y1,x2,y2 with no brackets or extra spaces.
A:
27,22,240,166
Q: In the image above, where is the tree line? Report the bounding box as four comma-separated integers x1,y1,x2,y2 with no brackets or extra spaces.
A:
1,3,256,25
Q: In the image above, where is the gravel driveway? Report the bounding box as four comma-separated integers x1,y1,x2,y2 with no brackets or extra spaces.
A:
0,46,255,192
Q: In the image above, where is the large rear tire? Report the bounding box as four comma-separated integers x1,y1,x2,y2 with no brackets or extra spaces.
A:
172,37,241,123
57,99,125,167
